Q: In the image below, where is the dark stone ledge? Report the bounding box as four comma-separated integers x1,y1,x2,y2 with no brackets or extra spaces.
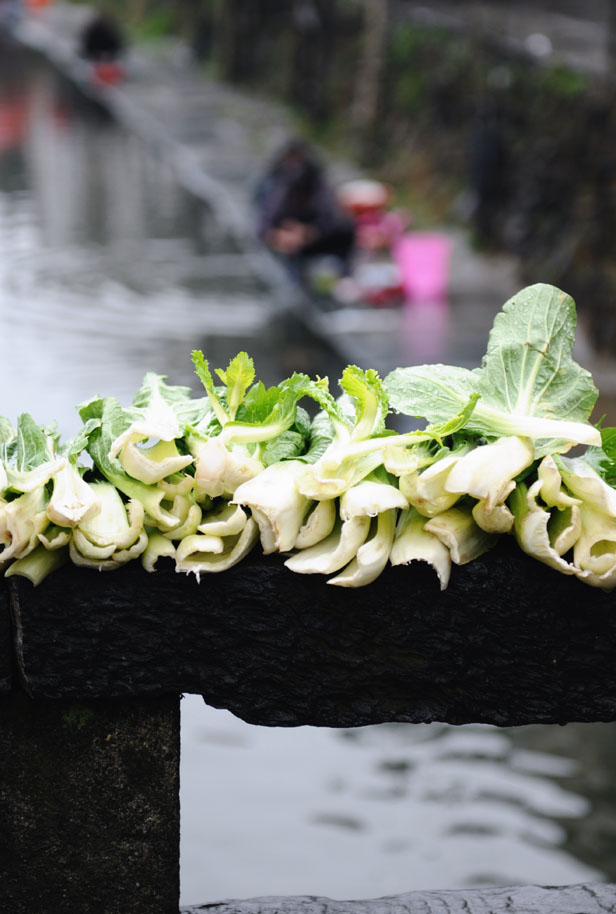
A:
7,537,616,727
0,578,12,693
181,883,616,914
0,691,180,914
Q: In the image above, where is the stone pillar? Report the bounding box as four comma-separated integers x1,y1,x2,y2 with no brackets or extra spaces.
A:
0,580,11,693
0,692,180,914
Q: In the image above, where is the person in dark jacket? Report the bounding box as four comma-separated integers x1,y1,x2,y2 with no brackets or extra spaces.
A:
256,140,355,285
79,11,125,62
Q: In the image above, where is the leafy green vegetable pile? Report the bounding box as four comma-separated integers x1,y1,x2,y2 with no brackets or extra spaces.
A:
3,283,616,590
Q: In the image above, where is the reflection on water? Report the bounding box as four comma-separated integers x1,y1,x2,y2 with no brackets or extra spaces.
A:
401,297,451,365
2,45,616,908
180,700,604,903
0,49,337,436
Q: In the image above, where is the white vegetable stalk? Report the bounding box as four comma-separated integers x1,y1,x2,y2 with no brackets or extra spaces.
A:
220,445,264,494
161,502,202,541
295,463,348,501
108,391,183,459
390,508,451,590
248,507,277,554
118,439,193,485
233,461,311,553
156,493,199,533
466,404,601,448
298,409,467,501
531,455,616,589
69,530,148,571
194,438,227,497
472,498,514,534
445,436,535,509
38,524,71,550
536,456,581,509
5,543,69,586
339,479,408,521
47,460,101,528
557,456,616,516
77,483,144,548
0,487,49,566
142,529,176,572
573,505,616,589
509,480,583,577
400,449,470,518
72,483,146,567
382,442,437,477
176,532,224,559
175,517,258,574
109,530,149,564
72,529,117,561
284,516,371,575
425,505,497,564
295,499,336,549
329,509,397,588
159,474,195,498
197,502,248,537
297,449,384,500
119,483,182,531
194,438,263,499
4,457,65,495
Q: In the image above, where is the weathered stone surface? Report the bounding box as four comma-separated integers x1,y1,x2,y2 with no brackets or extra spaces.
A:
0,691,180,914
7,537,616,726
0,577,12,693
181,883,616,914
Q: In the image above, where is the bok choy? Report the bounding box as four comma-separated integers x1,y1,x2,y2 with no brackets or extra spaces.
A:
2,282,615,594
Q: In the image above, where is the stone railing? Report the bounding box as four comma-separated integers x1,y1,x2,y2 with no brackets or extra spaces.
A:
2,539,616,912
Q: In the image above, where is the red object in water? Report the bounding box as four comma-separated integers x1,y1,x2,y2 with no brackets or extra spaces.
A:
92,61,125,87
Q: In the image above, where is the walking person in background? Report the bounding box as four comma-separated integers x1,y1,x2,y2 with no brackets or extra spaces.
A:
78,10,127,85
79,10,125,62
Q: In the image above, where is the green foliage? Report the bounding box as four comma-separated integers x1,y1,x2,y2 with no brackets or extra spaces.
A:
539,64,588,98
393,72,426,113
134,7,176,42
390,24,424,63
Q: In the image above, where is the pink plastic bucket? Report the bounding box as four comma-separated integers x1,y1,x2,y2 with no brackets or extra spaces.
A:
394,232,452,301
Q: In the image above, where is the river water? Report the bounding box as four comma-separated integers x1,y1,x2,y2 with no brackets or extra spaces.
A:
2,45,616,906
